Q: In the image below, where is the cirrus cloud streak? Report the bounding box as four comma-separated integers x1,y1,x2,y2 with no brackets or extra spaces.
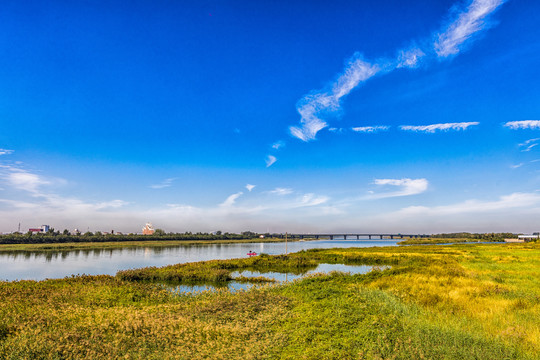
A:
400,122,479,133
367,178,429,199
287,0,506,144
504,120,540,130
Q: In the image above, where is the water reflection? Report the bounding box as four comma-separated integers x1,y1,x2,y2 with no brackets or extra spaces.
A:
169,263,385,295
0,239,397,281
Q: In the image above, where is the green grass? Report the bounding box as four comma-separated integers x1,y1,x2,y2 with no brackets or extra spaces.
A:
116,252,321,283
0,243,539,359
397,237,503,245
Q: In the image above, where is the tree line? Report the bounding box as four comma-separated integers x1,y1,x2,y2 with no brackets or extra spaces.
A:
0,229,270,244
430,232,518,241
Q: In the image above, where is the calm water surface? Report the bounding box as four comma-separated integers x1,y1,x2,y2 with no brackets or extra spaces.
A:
0,239,397,281
171,263,386,294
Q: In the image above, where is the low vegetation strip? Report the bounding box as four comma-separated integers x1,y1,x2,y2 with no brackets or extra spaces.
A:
0,243,539,359
397,237,497,245
0,238,289,252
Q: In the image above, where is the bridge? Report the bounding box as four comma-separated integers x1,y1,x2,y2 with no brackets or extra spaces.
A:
276,233,430,240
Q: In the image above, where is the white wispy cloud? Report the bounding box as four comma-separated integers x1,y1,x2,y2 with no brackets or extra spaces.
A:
245,184,256,192
94,199,130,209
520,141,539,152
510,163,523,169
269,187,293,196
434,0,506,57
294,193,329,207
504,120,540,130
367,178,429,199
0,163,339,233
285,0,507,146
265,155,277,167
399,122,479,133
351,126,390,133
271,141,285,150
397,47,425,68
220,191,243,207
395,192,540,216
5,169,51,194
289,53,381,142
519,138,540,146
328,127,345,133
149,178,176,189
0,149,14,156
0,165,129,224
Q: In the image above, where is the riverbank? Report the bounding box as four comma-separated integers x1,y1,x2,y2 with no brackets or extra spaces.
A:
1,242,538,359
0,237,293,252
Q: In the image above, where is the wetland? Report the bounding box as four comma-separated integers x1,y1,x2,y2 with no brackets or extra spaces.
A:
0,242,538,359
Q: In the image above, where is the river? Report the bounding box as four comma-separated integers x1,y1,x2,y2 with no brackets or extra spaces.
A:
0,239,398,281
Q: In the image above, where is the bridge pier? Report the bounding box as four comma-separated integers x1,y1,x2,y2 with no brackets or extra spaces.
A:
380,235,383,239
356,235,359,240
369,235,371,239
390,235,394,239
330,235,334,240
344,235,347,240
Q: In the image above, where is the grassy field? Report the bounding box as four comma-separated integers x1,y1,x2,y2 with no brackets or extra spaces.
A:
0,242,539,359
397,237,501,245
0,238,290,252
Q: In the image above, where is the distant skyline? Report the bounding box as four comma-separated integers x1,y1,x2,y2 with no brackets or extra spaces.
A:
2,0,540,234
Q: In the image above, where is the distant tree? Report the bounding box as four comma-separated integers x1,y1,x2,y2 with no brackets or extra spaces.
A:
94,231,102,236
215,230,222,235
154,228,166,236
63,229,70,235
83,231,93,236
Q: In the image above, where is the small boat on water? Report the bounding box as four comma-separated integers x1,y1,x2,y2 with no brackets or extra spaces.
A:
247,251,257,256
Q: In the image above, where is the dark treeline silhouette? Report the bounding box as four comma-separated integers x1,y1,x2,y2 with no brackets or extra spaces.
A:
0,230,273,245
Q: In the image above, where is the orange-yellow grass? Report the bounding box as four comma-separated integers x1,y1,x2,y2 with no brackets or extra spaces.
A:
0,277,288,359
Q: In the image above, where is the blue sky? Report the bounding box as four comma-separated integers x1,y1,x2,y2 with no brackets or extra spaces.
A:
1,0,540,234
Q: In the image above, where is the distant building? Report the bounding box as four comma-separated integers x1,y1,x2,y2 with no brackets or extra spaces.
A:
518,234,539,242
28,225,50,234
505,234,539,243
142,223,155,235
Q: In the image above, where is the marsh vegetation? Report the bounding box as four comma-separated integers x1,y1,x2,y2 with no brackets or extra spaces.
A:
0,243,538,359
